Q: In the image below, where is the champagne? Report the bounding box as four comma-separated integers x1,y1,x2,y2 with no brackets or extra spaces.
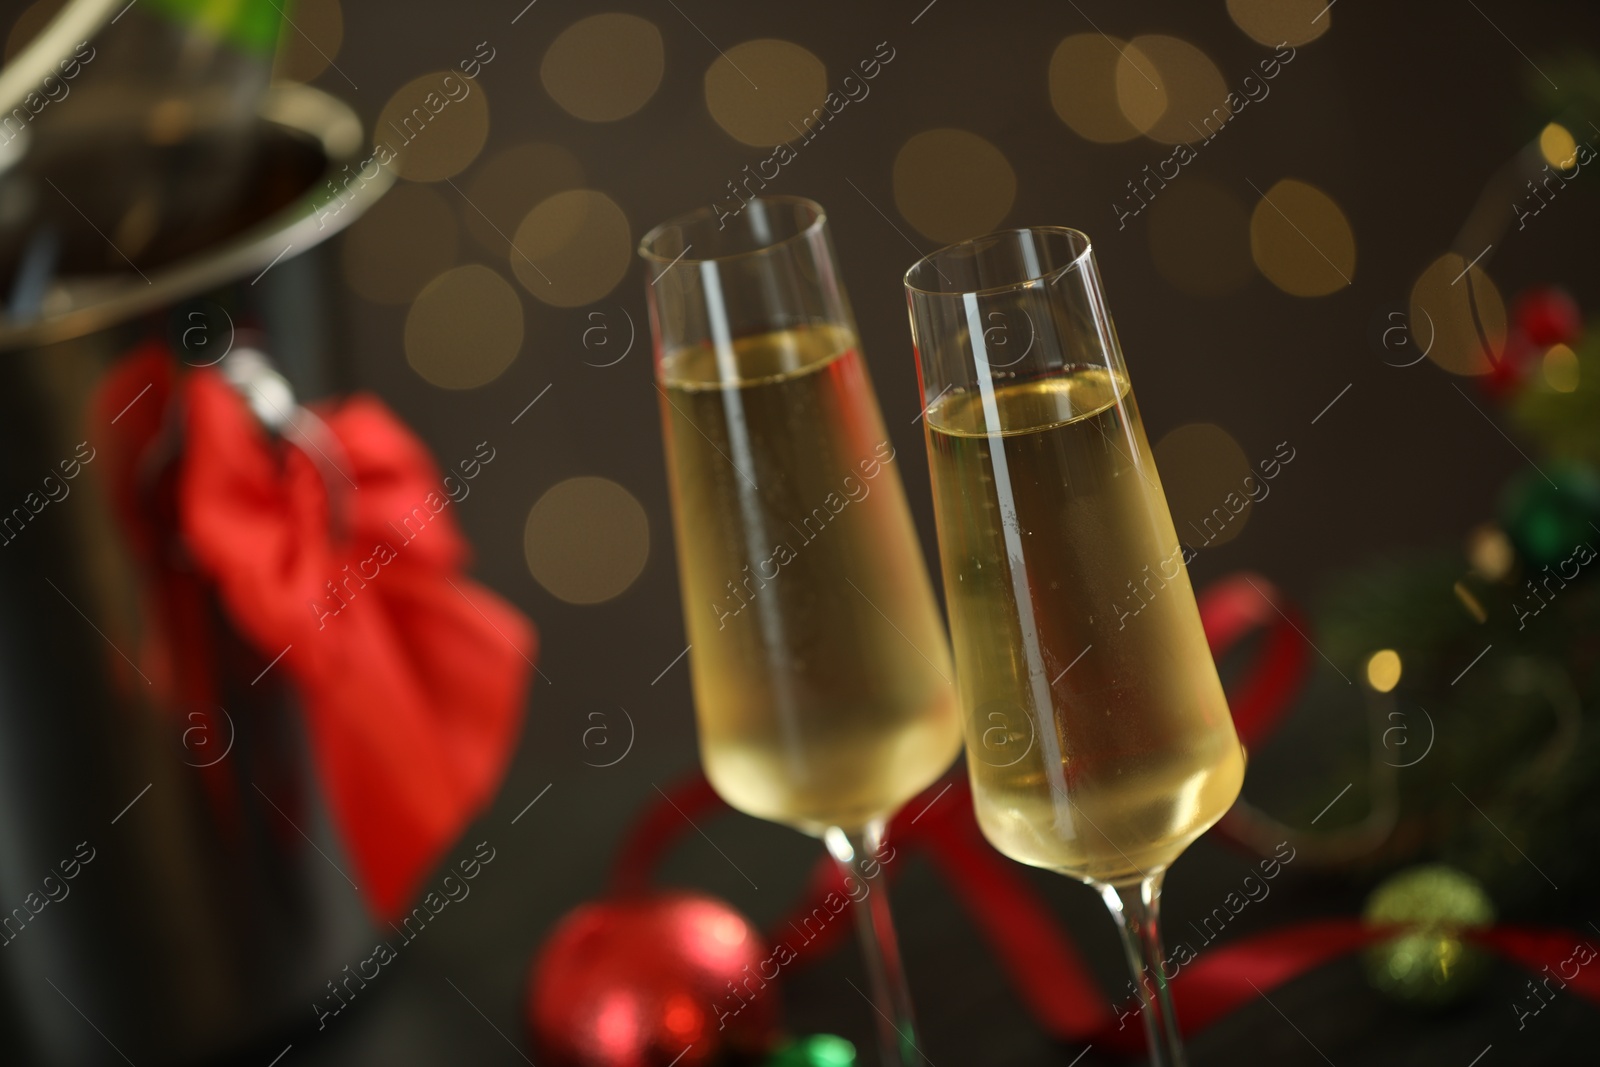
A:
660,324,960,834
924,367,1244,883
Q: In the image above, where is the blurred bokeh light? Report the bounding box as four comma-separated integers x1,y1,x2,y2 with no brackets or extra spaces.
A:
1410,252,1505,376
1363,652,1401,694
1049,34,1140,144
509,188,632,308
1538,121,1578,169
704,39,827,147
1467,525,1515,581
541,13,664,123
375,70,491,182
1250,178,1356,296
462,142,585,255
1365,649,1403,692
1543,342,1580,392
1226,0,1331,47
1153,422,1254,547
1116,35,1231,145
524,477,651,605
404,264,524,389
893,128,1015,244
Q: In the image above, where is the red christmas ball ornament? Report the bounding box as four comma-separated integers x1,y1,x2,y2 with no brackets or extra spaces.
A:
1513,285,1582,347
529,892,780,1067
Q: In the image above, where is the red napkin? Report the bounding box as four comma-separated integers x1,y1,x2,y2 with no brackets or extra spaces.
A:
94,343,535,920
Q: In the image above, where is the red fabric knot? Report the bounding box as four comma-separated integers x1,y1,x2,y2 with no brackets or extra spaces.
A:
92,343,536,921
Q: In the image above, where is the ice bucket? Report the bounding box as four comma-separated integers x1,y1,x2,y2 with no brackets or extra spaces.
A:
0,76,393,1063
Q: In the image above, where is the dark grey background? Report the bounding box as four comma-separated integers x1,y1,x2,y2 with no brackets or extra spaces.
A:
13,0,1600,1062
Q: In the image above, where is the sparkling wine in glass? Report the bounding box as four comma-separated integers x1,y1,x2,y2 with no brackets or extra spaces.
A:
642,196,961,1065
903,227,1245,1066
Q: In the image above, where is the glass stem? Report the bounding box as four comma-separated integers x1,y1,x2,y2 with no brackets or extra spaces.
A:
824,821,919,1067
1099,872,1187,1067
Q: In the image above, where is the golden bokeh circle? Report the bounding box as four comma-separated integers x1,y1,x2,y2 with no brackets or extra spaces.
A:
893,129,1017,245
1114,42,1167,136
1409,253,1505,376
375,71,491,182
5,0,62,62
524,477,651,605
404,265,524,389
1466,525,1514,581
1249,178,1356,297
342,182,459,305
272,0,343,83
1116,35,1231,145
705,38,828,146
1147,178,1252,297
1543,343,1580,393
1226,0,1331,48
1049,34,1140,144
541,13,664,122
1153,423,1255,547
1365,649,1403,693
463,142,585,255
1538,122,1578,169
510,189,632,307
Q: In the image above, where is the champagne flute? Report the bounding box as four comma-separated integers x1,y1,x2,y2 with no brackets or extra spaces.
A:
641,196,962,1065
903,227,1245,1066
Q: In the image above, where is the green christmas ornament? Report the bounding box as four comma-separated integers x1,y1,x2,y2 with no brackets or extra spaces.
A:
1363,865,1496,1007
1498,459,1600,569
762,1034,856,1067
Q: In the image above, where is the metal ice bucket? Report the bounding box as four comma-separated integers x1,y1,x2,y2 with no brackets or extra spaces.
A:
0,79,393,1063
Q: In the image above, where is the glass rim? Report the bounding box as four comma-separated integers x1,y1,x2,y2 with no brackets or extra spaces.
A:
903,225,1095,299
637,194,828,267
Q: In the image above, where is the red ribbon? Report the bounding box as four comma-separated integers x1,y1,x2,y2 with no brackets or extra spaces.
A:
92,343,535,920
1196,572,1309,752
616,773,1600,1050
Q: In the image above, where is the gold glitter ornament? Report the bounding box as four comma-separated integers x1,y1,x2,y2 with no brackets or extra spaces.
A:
1363,865,1495,1007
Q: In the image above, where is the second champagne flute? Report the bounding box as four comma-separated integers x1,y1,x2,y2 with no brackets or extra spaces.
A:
641,195,961,1066
904,227,1246,1066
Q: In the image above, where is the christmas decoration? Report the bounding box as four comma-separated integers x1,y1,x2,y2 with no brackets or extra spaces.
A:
527,893,780,1067
762,1035,856,1067
589,765,1600,1059
1499,460,1600,568
1483,285,1585,399
1316,284,1600,912
1513,286,1583,348
1362,865,1496,1007
1514,328,1600,463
